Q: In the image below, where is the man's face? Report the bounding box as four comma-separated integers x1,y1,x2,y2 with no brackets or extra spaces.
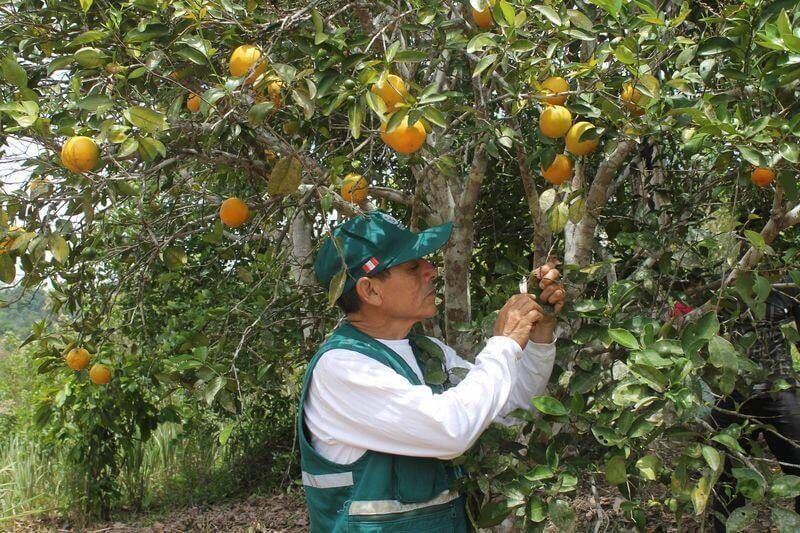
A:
375,258,440,320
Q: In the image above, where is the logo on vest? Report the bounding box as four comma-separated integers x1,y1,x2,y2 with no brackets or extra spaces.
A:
381,213,406,230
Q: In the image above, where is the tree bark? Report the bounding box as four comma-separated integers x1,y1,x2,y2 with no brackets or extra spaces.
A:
568,140,637,268
515,143,551,268
443,144,488,358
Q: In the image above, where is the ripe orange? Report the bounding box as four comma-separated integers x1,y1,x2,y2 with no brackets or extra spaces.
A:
341,173,368,203
61,136,99,173
621,83,644,115
750,167,775,187
471,0,495,29
89,363,112,385
219,197,250,228
380,115,427,155
66,347,90,371
370,74,408,113
230,45,265,83
565,121,599,156
541,76,570,105
539,105,572,138
187,93,201,113
541,154,573,185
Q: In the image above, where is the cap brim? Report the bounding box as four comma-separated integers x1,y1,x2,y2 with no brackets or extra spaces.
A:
384,221,453,268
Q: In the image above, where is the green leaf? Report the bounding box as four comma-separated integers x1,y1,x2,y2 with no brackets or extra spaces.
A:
472,54,498,79
531,395,568,416
614,44,637,65
605,455,627,485
467,33,497,54
124,106,168,133
609,328,641,350
77,95,113,112
162,246,187,270
588,0,622,17
712,433,746,454
780,142,800,163
772,507,800,533
548,499,575,530
71,29,109,46
629,364,668,392
744,229,767,251
726,506,758,533
635,455,661,481
137,136,166,161
422,107,446,128
78,0,93,12
532,5,561,25
73,47,108,68
118,137,139,158
527,496,546,522
291,88,315,120
247,101,275,125
1,53,27,87
394,50,428,62
539,188,556,213
348,101,363,139
697,36,736,56
702,445,723,473
733,468,765,502
268,156,303,196
476,500,511,527
771,475,800,499
708,335,739,369
548,202,569,233
695,311,720,339
737,144,767,166
327,266,346,308
691,474,713,514
49,235,69,263
0,253,15,283
219,422,235,445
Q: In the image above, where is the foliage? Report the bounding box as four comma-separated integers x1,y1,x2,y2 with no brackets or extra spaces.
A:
1,0,800,529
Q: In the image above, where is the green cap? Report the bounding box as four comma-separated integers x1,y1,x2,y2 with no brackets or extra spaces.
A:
314,210,453,296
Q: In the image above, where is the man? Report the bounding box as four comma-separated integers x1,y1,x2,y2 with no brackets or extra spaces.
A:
296,210,565,532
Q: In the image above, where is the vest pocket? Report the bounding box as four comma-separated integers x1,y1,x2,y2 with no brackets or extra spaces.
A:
393,456,447,503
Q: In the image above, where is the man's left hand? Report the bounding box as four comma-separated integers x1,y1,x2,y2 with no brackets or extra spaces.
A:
529,263,565,344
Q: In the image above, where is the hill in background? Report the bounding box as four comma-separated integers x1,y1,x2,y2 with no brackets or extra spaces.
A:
0,285,50,339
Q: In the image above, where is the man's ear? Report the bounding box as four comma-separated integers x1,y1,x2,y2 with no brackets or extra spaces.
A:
355,277,382,306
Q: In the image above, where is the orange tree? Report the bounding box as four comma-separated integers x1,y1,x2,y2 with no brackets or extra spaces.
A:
2,0,800,529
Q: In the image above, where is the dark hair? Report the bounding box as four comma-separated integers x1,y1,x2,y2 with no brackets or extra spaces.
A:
336,269,392,314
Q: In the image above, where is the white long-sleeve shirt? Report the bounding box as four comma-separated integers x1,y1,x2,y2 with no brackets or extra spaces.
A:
304,335,556,464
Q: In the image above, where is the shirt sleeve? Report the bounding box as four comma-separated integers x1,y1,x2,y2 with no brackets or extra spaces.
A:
433,337,556,425
304,336,522,460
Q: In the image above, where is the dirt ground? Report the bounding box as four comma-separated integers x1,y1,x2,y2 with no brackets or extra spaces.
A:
6,491,310,532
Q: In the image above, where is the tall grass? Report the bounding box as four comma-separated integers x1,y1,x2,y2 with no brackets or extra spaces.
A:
0,433,67,523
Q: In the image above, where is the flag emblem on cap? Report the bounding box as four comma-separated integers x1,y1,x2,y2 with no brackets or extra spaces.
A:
362,257,380,273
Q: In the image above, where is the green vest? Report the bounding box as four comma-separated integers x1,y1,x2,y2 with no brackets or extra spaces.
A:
297,322,469,532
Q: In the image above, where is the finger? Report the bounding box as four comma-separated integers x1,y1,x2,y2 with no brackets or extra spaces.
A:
553,301,564,314
548,288,565,304
539,268,560,288
529,300,544,313
535,264,550,279
540,285,556,301
529,310,543,323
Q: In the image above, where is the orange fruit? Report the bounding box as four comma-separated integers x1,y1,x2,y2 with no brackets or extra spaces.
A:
89,363,112,385
219,197,250,228
539,105,572,138
230,45,265,83
541,154,573,185
621,83,644,115
370,74,408,113
541,76,570,105
61,136,99,173
187,93,201,113
471,0,495,29
66,347,90,371
341,173,368,203
565,121,599,156
750,167,775,187
380,115,427,155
